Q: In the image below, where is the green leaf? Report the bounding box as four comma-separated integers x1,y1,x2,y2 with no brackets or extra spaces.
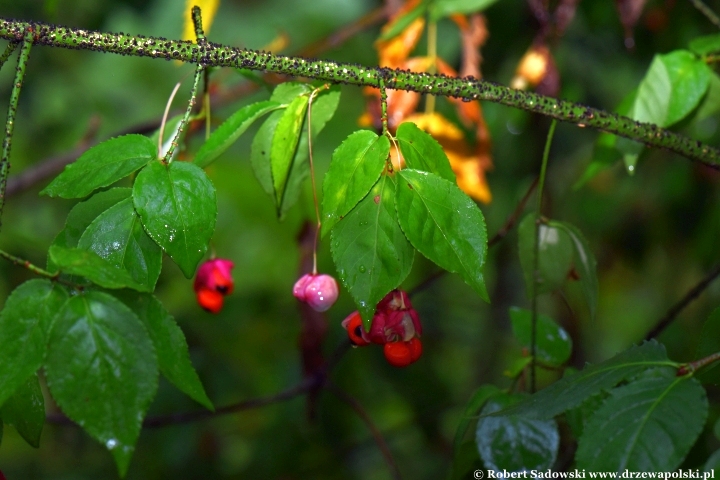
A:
41,135,156,199
378,1,427,41
250,110,283,197
48,245,149,291
331,176,414,326
0,280,68,409
271,95,310,206
430,0,500,21
251,85,340,217
690,33,720,57
0,373,45,448
550,221,599,319
193,100,281,168
115,291,213,411
694,71,720,122
78,198,162,291
476,392,559,474
576,369,707,473
270,82,311,103
133,161,217,278
277,85,340,217
518,215,574,296
450,385,502,479
50,188,132,268
564,390,607,440
45,292,158,476
509,307,572,366
694,307,720,384
396,169,489,301
322,130,390,236
632,50,711,128
492,340,674,420
396,122,456,183
453,384,502,454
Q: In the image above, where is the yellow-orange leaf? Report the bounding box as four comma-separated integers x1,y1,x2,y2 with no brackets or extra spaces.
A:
182,0,221,42
402,113,492,203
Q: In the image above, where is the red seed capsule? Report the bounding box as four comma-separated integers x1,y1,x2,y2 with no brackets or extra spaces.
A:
383,341,413,367
342,311,370,346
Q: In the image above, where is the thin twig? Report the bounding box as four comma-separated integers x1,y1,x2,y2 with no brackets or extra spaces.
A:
327,382,402,480
689,0,720,29
644,262,720,341
530,119,557,393
0,32,32,232
0,248,81,289
0,41,18,71
0,20,717,167
162,64,204,164
3,9,386,197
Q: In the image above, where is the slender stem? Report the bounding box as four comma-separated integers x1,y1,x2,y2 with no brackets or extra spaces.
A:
0,41,18,71
306,86,327,275
677,351,720,376
689,0,720,29
158,80,183,159
0,248,56,279
162,64,204,164
204,68,211,140
191,6,206,45
0,248,81,289
379,74,389,136
424,20,437,115
0,19,716,167
0,32,31,233
327,383,402,480
530,119,557,393
645,262,720,340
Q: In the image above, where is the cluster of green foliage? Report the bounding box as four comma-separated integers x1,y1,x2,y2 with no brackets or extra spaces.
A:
1,0,720,479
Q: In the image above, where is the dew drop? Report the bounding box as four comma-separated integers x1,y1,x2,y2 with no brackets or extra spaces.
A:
359,265,366,273
106,439,118,449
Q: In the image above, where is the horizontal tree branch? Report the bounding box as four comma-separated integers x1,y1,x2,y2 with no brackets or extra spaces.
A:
0,17,719,168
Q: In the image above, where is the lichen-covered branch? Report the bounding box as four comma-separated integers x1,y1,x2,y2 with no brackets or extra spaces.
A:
0,31,32,232
0,16,719,167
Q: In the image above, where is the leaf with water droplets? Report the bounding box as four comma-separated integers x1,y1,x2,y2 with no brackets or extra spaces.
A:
45,291,158,477
331,175,414,326
0,279,67,410
396,169,488,301
322,130,390,237
0,373,45,448
133,161,217,278
396,122,456,182
48,245,149,292
41,135,156,199
78,198,162,291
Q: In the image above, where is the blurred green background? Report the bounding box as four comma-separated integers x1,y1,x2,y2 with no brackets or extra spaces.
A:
0,0,720,478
